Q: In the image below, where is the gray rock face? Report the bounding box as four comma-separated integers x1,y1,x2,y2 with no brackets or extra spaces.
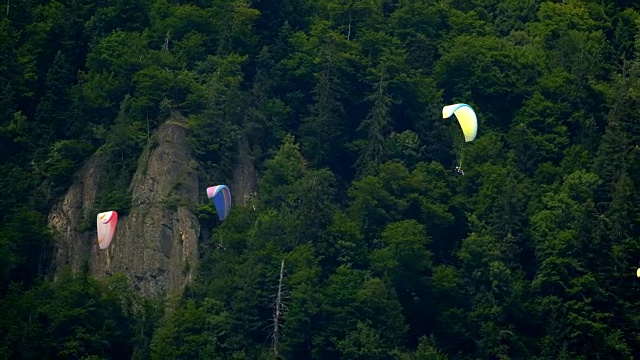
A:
48,112,201,298
48,154,107,274
48,108,261,298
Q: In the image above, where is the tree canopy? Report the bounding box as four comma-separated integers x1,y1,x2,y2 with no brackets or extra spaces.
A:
1,0,640,358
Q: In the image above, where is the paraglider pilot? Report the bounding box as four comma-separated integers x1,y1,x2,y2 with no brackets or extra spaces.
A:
455,165,465,176
105,269,112,276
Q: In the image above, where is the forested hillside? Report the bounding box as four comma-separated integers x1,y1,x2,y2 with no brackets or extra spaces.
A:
1,0,640,358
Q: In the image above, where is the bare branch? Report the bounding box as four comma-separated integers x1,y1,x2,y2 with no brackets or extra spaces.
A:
269,259,288,355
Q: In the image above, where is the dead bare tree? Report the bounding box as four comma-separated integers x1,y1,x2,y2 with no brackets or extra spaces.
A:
162,31,170,51
270,259,289,356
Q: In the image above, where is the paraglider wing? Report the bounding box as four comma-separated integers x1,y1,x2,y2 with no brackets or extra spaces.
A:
442,104,478,142
637,268,640,278
206,185,231,221
96,211,118,250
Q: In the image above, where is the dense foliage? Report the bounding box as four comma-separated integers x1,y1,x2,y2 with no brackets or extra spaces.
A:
1,0,640,358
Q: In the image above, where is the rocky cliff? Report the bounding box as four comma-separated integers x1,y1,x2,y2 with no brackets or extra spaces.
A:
48,111,204,298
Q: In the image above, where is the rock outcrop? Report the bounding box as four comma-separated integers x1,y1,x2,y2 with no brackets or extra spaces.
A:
48,111,201,298
48,153,109,275
233,135,258,205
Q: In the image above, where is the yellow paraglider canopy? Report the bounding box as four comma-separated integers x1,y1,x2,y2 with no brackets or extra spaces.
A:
636,268,640,277
442,104,478,142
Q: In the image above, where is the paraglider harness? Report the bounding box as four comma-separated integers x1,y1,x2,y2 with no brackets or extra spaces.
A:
454,165,465,176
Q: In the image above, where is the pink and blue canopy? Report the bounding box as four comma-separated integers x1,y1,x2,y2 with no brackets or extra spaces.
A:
206,185,231,221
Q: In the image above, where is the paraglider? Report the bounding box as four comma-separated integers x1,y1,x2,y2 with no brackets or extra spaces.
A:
636,268,640,277
206,185,231,221
97,211,118,249
97,211,118,276
443,103,478,175
442,103,478,142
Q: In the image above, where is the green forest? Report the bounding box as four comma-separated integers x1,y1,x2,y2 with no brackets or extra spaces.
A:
1,0,640,358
